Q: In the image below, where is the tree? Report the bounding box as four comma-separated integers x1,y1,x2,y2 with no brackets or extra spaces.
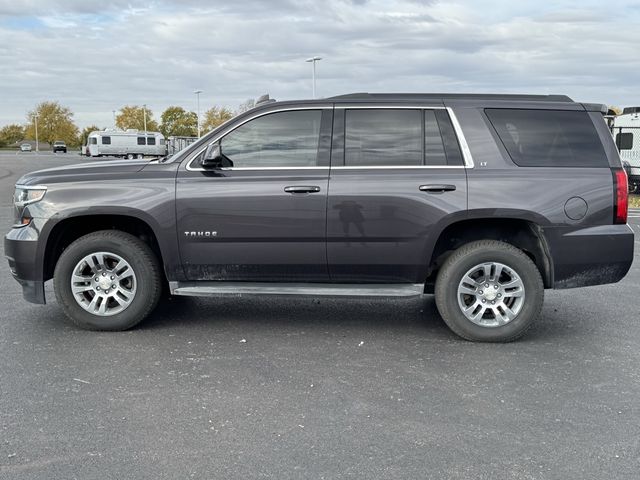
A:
79,125,100,146
115,105,159,132
201,106,234,133
237,98,256,114
0,124,25,147
24,101,80,147
159,106,198,137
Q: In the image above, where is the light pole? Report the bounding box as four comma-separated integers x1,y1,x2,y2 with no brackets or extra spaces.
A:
142,104,147,135
112,110,116,128
194,90,203,137
34,114,39,153
305,56,322,99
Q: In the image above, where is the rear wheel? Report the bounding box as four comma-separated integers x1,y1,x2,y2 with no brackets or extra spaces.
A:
434,240,544,342
126,153,135,160
53,230,162,331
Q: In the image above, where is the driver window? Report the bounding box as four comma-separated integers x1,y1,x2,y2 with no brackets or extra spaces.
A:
220,110,322,168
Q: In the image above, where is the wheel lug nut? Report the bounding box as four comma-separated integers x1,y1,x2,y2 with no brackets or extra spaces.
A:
95,277,99,282
491,301,495,305
112,285,116,289
498,293,502,298
482,299,486,303
479,290,483,294
494,285,498,289
102,272,106,276
96,287,100,291
485,283,489,288
110,275,114,280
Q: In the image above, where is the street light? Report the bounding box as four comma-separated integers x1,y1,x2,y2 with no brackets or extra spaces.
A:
194,90,203,137
142,104,147,135
305,56,322,99
34,114,39,153
112,110,116,128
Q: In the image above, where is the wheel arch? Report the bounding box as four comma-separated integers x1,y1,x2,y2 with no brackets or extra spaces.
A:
41,211,171,283
424,214,554,293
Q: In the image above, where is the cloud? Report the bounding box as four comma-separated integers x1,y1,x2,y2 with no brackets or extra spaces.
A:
0,0,639,128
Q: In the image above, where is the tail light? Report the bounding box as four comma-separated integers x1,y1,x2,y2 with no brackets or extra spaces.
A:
613,168,628,224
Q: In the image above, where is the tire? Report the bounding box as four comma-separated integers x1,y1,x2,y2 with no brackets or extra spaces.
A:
53,230,162,331
127,153,135,160
136,154,144,159
434,240,544,342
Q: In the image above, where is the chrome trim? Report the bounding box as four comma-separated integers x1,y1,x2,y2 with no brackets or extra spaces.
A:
185,104,475,171
446,107,475,168
186,106,332,172
15,184,48,190
171,281,424,298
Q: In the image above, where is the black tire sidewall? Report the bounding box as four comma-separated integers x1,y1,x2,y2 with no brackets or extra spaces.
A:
54,232,160,330
436,243,543,342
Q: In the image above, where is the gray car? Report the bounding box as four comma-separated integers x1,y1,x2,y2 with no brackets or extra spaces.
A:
4,93,634,341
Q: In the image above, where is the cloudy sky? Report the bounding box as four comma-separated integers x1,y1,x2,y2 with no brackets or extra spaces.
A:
1,0,639,128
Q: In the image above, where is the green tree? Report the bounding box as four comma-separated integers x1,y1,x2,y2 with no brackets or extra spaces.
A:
80,125,100,146
24,101,80,147
115,105,159,132
201,106,234,133
159,106,197,137
0,124,25,147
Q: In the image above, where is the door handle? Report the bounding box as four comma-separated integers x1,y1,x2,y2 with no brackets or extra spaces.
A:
284,186,321,194
419,184,456,193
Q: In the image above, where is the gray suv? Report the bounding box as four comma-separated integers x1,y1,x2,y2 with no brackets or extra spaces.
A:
4,93,634,341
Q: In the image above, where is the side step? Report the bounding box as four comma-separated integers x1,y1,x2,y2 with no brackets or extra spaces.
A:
170,282,424,298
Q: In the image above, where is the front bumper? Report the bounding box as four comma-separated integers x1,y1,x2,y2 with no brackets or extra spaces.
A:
545,224,635,289
4,224,45,304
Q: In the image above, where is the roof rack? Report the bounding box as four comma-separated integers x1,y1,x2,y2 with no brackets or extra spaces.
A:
329,93,574,102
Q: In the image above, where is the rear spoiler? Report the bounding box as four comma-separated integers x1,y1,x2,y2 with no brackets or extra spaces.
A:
581,103,608,114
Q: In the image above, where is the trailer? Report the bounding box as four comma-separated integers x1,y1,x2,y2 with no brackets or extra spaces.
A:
86,129,166,159
166,135,198,155
611,107,640,193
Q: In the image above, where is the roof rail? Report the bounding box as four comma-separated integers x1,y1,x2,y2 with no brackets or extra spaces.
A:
329,92,574,102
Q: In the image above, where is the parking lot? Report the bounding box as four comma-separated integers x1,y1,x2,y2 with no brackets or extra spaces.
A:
1,152,639,479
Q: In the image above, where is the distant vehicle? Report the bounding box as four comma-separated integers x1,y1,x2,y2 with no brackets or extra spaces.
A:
20,143,32,152
52,141,67,153
86,129,166,159
166,136,198,156
611,107,640,193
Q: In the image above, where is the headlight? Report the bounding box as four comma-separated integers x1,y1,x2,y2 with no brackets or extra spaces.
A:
14,185,47,207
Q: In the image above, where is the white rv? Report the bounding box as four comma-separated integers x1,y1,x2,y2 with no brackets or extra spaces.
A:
86,129,166,159
611,107,640,190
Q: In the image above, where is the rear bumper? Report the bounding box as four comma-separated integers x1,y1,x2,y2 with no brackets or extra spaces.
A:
4,225,45,304
545,224,634,289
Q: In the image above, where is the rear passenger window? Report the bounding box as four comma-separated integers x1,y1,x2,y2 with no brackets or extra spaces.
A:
424,110,447,165
616,132,633,150
486,109,608,167
433,110,464,166
345,109,422,166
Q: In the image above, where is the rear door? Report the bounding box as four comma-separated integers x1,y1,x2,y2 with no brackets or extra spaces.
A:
176,106,333,282
327,105,469,283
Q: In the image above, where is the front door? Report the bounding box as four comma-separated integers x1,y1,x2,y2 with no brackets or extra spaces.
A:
327,107,468,283
177,107,333,282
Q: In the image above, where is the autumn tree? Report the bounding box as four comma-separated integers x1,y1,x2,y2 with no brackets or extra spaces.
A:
0,124,25,147
80,125,100,146
201,106,234,133
115,105,159,132
24,101,80,147
159,106,198,137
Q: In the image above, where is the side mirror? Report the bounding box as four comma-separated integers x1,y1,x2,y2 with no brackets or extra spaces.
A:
201,143,224,168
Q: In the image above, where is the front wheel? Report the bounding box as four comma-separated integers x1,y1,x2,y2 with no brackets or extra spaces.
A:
53,230,162,331
434,240,544,342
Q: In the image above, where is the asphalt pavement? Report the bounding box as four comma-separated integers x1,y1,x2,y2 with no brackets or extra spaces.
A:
1,152,639,479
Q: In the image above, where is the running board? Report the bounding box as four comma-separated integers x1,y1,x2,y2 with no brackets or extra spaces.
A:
170,282,424,298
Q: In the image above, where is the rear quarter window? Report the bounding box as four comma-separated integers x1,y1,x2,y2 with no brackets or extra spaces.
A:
485,109,608,167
